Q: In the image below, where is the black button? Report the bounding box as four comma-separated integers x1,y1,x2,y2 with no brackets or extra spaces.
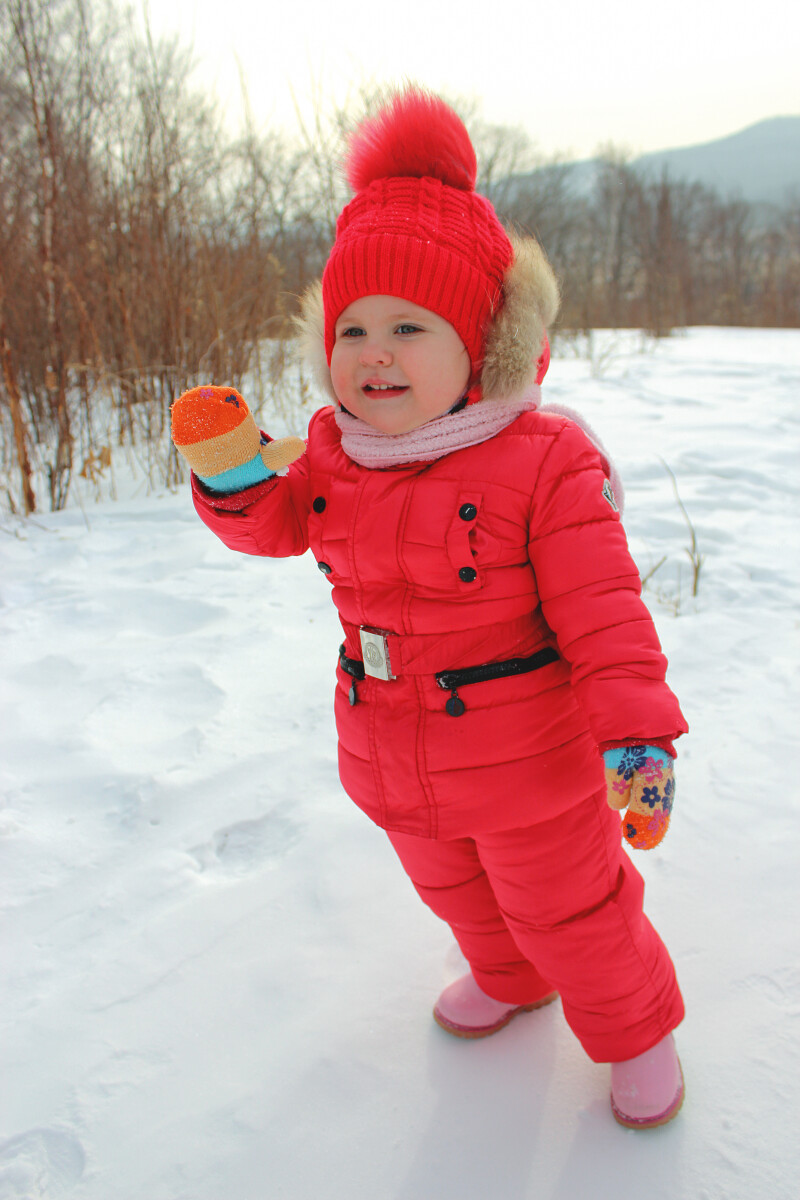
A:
312,496,326,513
459,566,477,582
318,561,332,575
459,503,477,521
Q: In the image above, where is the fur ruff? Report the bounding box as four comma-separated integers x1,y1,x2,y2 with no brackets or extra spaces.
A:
481,234,560,398
295,234,560,402
295,280,338,403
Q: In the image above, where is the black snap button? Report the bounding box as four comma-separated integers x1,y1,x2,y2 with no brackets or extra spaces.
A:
318,561,332,575
458,566,477,583
312,496,326,513
459,503,477,521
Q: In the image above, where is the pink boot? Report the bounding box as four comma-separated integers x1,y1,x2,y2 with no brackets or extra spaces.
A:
433,972,558,1039
610,1033,685,1128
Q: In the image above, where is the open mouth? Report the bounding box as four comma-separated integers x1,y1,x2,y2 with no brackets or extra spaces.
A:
362,384,408,398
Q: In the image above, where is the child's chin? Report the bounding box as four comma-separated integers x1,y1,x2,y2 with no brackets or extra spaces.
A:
369,416,423,435
350,406,415,435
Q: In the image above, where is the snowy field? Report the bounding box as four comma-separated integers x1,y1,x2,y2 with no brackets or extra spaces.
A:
1,328,799,1199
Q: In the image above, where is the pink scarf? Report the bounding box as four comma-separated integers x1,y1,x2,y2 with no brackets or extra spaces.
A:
334,386,625,512
335,391,540,468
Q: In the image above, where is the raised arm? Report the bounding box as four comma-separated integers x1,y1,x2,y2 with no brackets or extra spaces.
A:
171,385,313,558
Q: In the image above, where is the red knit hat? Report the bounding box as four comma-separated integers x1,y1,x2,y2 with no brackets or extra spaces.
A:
322,90,514,376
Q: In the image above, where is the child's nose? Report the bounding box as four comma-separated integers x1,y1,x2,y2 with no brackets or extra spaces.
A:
359,339,392,366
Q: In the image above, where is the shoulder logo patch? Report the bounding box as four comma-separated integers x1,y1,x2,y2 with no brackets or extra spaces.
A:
602,479,619,512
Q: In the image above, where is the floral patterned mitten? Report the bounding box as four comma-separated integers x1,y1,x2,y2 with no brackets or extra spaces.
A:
603,746,675,850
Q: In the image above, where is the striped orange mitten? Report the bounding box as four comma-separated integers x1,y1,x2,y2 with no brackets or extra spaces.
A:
603,746,675,850
171,386,305,493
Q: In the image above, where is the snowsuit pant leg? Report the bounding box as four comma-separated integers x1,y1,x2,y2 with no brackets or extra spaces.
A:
387,786,684,1063
387,832,556,1008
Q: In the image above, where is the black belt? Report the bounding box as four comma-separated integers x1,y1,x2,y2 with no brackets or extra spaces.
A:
338,643,559,716
339,644,366,682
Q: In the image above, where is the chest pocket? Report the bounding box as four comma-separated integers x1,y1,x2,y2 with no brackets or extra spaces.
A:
445,492,488,593
307,478,351,580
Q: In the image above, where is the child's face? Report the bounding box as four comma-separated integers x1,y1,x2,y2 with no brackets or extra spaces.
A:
330,295,471,435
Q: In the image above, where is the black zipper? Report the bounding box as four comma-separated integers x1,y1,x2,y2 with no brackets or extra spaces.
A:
435,646,559,691
435,646,559,717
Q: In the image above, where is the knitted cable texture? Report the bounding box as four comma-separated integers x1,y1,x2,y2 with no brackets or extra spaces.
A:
322,89,513,374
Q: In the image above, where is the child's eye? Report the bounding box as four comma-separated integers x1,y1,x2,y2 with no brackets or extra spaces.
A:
396,324,422,335
338,325,365,338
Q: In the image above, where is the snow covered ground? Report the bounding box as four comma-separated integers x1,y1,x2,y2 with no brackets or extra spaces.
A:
1,328,799,1199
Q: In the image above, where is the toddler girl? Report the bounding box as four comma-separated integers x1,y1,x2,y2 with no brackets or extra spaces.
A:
171,89,688,1128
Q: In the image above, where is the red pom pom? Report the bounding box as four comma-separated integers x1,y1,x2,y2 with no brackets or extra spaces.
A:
346,88,477,193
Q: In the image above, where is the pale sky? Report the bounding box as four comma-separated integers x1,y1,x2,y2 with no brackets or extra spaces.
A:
147,0,799,159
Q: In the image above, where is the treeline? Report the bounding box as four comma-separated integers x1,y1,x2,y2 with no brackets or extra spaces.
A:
1,0,798,513
501,156,800,334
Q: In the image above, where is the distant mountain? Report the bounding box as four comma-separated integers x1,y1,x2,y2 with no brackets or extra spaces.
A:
631,116,800,206
505,116,800,210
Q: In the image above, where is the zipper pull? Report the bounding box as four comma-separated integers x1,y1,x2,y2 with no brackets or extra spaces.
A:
445,688,465,717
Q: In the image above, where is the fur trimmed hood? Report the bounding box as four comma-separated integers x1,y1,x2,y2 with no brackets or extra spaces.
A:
294,232,560,403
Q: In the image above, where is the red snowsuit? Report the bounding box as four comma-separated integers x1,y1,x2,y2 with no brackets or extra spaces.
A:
192,404,688,1061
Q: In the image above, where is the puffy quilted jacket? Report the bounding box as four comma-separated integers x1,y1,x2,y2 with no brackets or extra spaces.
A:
192,405,687,839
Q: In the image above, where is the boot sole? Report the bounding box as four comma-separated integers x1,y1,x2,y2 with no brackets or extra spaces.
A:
611,1063,685,1129
433,990,559,1039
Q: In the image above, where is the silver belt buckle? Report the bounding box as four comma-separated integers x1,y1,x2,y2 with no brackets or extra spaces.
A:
359,627,395,681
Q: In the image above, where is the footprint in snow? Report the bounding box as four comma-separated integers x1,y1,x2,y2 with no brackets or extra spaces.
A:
188,810,300,877
737,969,800,1013
0,1126,85,1198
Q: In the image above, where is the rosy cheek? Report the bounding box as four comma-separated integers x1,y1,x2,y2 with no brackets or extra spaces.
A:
330,377,347,405
329,353,347,397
